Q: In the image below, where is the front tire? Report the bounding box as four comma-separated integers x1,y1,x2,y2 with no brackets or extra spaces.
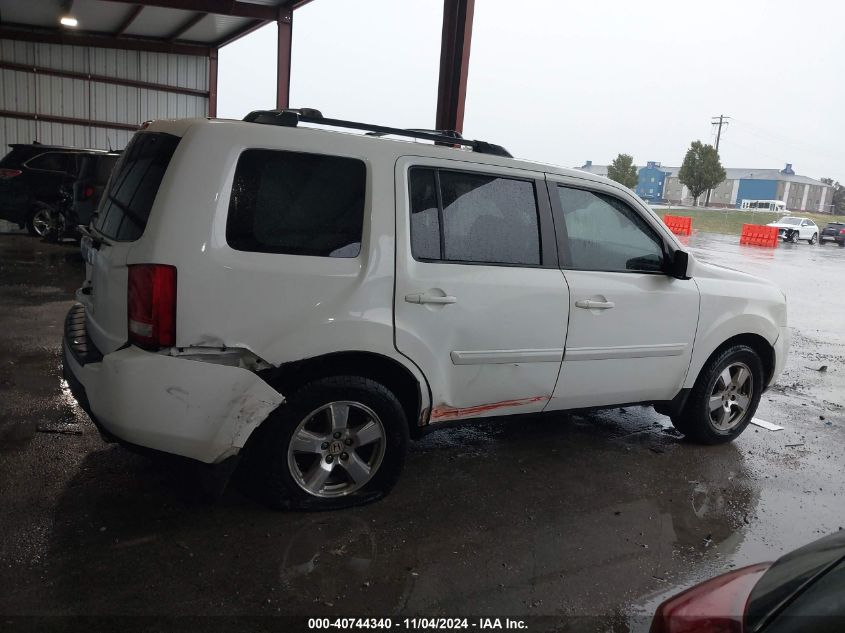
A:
671,345,763,444
240,375,409,510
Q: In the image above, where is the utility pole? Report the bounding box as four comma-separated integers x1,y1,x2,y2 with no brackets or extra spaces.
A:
705,114,729,207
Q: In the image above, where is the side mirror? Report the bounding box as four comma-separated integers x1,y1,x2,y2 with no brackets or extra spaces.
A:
668,250,690,280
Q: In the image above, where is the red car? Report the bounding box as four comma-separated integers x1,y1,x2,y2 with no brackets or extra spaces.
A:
650,530,845,633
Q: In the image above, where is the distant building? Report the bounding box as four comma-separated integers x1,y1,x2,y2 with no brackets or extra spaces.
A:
636,162,667,202
576,161,834,213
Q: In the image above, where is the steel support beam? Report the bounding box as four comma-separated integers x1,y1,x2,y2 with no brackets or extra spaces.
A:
214,18,265,48
276,10,293,110
0,24,211,56
167,12,207,41
0,109,140,132
0,60,209,97
208,47,218,117
435,0,474,134
114,4,144,36
102,0,279,21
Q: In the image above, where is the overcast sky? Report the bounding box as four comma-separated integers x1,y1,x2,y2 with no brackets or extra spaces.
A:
219,0,845,181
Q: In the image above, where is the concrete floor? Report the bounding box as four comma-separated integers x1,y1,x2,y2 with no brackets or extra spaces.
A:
0,230,842,631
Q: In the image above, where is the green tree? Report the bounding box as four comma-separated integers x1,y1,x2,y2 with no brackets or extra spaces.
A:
821,178,845,214
607,153,639,189
678,141,726,206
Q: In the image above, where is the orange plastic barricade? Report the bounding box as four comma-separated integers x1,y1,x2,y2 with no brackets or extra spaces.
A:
740,224,779,247
663,214,692,236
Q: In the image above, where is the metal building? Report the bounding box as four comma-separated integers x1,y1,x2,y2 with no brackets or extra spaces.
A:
0,0,310,152
577,160,834,213
0,0,477,153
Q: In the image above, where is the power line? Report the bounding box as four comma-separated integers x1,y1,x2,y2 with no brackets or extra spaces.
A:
705,114,729,206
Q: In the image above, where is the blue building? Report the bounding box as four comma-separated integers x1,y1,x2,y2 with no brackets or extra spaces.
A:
576,160,833,212
635,162,668,202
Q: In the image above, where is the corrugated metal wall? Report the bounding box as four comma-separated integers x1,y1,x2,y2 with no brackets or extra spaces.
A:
0,39,208,152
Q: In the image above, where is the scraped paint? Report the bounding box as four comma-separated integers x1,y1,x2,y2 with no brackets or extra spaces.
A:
430,395,549,422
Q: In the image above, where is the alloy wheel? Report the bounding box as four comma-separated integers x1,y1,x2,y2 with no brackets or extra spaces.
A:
287,401,386,498
708,362,753,432
30,208,52,237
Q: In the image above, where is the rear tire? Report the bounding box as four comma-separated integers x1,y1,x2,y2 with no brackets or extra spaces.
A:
808,233,817,245
671,345,763,444
239,375,409,510
26,204,53,237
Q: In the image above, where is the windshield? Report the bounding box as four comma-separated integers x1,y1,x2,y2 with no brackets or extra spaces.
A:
777,217,801,225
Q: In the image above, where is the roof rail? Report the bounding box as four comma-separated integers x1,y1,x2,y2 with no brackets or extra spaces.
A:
242,109,512,158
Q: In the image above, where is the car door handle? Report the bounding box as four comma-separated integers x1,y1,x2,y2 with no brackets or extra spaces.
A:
405,293,457,305
575,300,615,310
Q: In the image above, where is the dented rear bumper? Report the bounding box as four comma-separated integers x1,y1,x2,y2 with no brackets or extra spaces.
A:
62,305,284,464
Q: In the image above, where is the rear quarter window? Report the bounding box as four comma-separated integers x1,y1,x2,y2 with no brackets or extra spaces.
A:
0,147,34,168
226,149,366,258
26,152,76,173
95,133,180,241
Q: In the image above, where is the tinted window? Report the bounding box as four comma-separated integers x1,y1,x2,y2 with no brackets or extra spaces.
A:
557,186,664,272
96,156,119,182
761,560,845,633
1,147,36,168
408,168,541,266
409,168,441,260
95,133,179,241
226,150,365,257
27,152,73,173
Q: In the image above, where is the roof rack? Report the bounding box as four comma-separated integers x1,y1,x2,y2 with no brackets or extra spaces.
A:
242,109,512,158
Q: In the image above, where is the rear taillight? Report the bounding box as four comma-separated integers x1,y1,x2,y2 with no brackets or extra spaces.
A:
839,229,845,235
650,563,771,633
0,168,22,179
83,186,95,199
127,264,176,350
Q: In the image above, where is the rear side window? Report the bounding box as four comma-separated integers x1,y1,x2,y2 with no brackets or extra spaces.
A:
409,167,541,266
226,149,366,257
95,133,180,241
26,152,75,173
96,156,119,183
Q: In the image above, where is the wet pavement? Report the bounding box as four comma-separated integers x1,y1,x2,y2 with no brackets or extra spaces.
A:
0,230,843,631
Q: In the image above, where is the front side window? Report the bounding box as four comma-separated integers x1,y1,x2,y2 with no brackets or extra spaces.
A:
557,186,665,273
227,149,366,257
409,167,541,266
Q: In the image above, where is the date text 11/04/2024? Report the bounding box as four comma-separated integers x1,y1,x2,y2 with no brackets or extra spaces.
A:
307,618,528,630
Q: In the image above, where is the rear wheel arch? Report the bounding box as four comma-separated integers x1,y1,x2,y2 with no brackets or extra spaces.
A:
258,351,427,437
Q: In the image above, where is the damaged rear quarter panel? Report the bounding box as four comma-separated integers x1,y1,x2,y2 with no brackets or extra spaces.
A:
88,347,284,463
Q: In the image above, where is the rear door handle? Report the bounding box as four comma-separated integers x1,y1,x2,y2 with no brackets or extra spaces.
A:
575,299,615,310
405,293,457,305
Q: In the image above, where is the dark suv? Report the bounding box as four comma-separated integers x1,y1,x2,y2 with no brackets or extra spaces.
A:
0,143,119,236
820,221,845,247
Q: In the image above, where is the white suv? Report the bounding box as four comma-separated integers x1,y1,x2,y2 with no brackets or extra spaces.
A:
63,110,789,509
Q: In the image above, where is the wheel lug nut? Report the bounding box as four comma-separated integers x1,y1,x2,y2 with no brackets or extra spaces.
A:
321,442,329,450
340,452,348,460
333,432,341,439
344,438,353,446
325,455,334,463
